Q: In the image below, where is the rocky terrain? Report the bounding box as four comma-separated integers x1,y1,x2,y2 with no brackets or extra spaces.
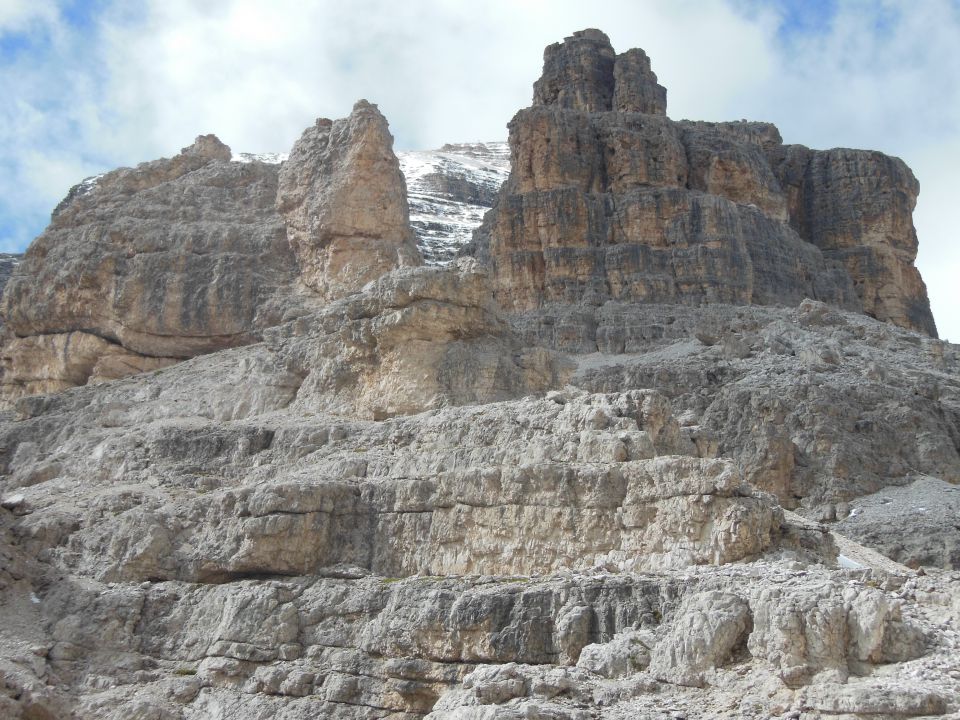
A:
1,28,959,720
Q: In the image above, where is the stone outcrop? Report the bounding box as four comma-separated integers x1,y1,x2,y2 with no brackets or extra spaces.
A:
277,100,421,299
534,299,960,512
0,136,304,401
532,29,666,115
273,259,566,421
471,29,937,337
3,293,957,718
0,254,19,296
0,102,420,403
769,145,936,335
0,28,957,720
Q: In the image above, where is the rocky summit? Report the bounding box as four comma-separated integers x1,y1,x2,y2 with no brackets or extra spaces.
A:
470,29,937,338
1,29,959,720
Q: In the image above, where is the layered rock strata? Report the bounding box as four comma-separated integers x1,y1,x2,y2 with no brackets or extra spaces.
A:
471,29,937,336
4,285,957,718
0,102,416,403
516,299,960,521
0,27,958,720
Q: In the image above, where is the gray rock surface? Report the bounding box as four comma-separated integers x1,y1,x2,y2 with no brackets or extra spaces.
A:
0,137,307,402
533,29,666,115
0,254,20,297
2,275,959,717
0,102,421,404
3,135,305,359
835,476,960,569
507,299,960,516
0,27,958,720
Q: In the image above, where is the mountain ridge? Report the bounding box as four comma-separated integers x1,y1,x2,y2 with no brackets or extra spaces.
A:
0,28,958,720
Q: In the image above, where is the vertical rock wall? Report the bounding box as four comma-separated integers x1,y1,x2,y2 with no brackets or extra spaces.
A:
277,100,422,300
0,102,420,402
473,29,937,337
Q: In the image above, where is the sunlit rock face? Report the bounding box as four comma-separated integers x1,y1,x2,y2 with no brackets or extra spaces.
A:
471,29,937,338
0,28,957,720
0,102,421,403
277,99,422,300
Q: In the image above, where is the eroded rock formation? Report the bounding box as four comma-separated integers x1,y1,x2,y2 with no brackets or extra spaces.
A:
0,102,421,403
0,28,958,720
472,29,937,337
277,100,421,299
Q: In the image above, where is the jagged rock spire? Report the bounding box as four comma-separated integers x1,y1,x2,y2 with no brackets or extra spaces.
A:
532,29,667,115
277,99,422,300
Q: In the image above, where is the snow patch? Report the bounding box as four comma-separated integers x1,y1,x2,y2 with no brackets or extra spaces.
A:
232,152,288,164
229,142,511,265
398,142,509,265
837,554,867,570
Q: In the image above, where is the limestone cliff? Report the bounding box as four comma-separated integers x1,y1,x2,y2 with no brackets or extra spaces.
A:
277,100,422,300
0,102,416,402
0,28,958,720
471,29,937,337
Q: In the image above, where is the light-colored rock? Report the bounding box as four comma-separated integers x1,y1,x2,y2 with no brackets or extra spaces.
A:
1,332,177,399
648,591,752,687
576,628,653,678
1,135,306,361
276,259,566,420
277,99,422,299
0,27,957,720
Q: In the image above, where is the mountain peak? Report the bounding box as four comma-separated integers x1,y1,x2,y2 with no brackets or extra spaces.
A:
533,29,667,115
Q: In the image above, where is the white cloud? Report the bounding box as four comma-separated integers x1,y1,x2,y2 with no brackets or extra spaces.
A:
0,0,957,337
0,0,58,32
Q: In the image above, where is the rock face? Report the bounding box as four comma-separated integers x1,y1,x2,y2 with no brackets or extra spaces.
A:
0,103,419,403
277,100,421,299
532,29,666,115
472,29,937,337
2,134,300,359
3,288,957,718
272,259,566,421
0,28,958,720
769,145,936,335
0,254,20,296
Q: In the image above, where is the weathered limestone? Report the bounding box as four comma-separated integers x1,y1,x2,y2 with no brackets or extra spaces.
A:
0,28,956,720
2,135,302,359
275,260,565,421
0,332,177,398
0,102,423,404
533,29,666,115
277,99,422,299
0,136,305,402
769,145,937,335
472,30,936,338
6,380,778,584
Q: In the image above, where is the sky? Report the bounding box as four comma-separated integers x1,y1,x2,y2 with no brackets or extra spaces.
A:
0,0,957,340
